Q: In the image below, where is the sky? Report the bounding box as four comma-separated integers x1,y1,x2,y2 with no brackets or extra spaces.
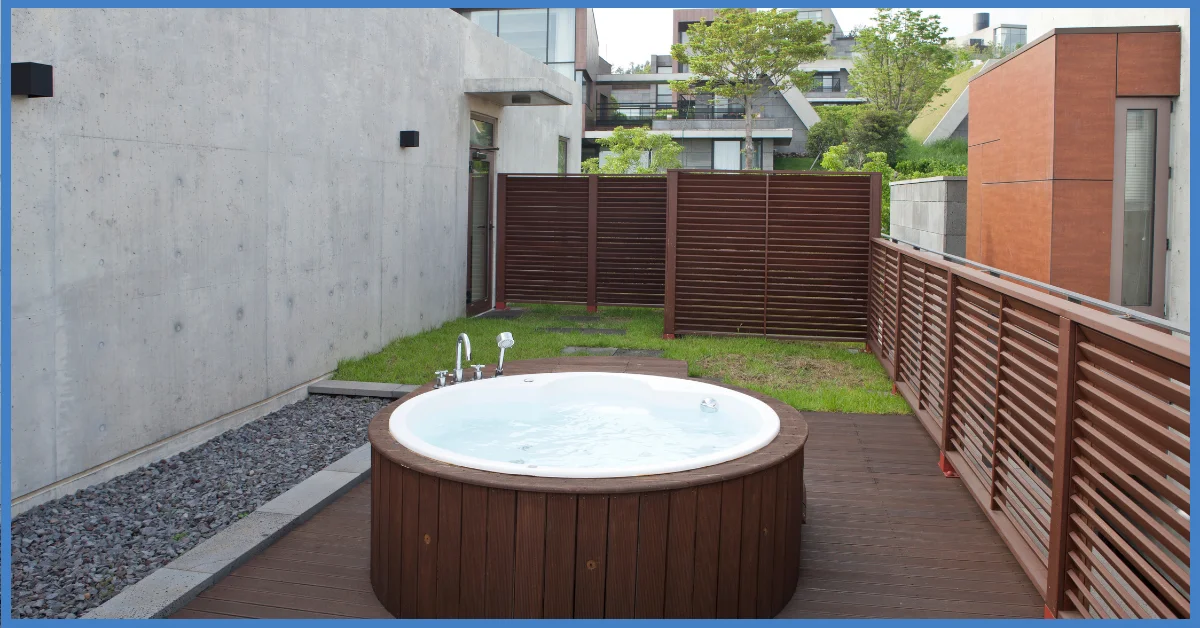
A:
593,7,1033,70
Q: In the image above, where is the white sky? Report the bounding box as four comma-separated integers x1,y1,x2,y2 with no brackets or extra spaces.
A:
594,8,1033,69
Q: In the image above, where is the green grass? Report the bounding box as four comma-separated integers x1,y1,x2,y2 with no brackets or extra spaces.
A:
897,136,969,167
773,156,818,171
334,304,910,415
907,64,982,143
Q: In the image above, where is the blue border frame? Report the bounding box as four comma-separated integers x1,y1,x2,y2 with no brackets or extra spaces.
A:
1,1,1193,625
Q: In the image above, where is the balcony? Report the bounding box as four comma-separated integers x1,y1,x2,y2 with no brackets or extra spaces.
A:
594,101,747,128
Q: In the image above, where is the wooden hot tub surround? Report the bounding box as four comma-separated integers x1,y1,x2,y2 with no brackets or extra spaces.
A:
368,357,808,618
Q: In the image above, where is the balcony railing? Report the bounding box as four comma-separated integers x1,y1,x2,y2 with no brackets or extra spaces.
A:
594,101,746,127
808,78,843,93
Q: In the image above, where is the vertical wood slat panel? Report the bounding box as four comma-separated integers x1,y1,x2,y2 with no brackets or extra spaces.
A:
738,473,762,617
1045,316,1078,616
513,492,548,618
605,494,640,618
399,467,420,618
716,478,744,618
756,466,778,619
692,483,722,618
634,492,670,618
416,475,440,618
574,495,609,618
771,455,792,612
484,488,517,618
435,480,462,618
543,494,577,618
458,484,488,618
663,488,698,618
385,463,403,613
664,170,679,337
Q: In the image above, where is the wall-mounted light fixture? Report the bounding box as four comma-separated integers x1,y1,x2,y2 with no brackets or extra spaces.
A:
399,131,419,148
12,62,53,98
510,94,531,105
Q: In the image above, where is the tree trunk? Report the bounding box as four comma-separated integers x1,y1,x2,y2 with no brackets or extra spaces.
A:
743,96,755,170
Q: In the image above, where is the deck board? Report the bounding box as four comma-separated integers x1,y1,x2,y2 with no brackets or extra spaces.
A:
173,366,1042,619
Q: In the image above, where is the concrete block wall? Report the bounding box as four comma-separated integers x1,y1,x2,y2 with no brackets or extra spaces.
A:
10,8,583,505
889,177,967,256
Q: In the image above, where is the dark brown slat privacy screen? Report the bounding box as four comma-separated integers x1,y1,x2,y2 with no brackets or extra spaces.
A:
663,170,879,340
497,174,667,308
868,237,1190,619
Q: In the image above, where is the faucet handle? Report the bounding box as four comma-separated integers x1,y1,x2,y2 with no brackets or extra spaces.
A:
434,370,449,388
470,364,485,381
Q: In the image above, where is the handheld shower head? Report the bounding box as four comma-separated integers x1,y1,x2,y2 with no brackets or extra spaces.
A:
495,332,515,377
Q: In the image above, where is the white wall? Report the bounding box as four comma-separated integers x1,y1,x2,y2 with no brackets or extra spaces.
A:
1026,9,1190,328
9,8,582,502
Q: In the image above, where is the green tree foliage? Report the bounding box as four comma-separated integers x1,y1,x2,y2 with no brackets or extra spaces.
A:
805,104,866,158
612,60,652,75
670,8,831,169
581,126,683,174
846,109,908,166
849,9,969,124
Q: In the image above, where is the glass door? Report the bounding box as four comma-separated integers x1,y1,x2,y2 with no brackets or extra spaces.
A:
1110,98,1170,317
466,151,493,316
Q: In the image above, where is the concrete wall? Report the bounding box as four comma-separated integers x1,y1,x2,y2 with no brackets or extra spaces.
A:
10,8,582,504
890,177,967,257
1026,9,1189,327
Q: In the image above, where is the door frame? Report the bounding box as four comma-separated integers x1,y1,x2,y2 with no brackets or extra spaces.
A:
1109,97,1170,317
466,113,498,316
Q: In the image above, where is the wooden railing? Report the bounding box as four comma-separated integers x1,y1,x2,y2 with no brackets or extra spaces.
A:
497,174,667,310
867,237,1191,619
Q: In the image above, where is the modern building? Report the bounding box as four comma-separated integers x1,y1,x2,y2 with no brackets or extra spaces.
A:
587,7,857,168
965,23,1186,326
954,12,1028,54
456,9,611,131
9,8,584,512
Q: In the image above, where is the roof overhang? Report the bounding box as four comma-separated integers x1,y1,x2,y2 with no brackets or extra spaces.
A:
584,128,793,140
596,72,692,84
463,77,573,106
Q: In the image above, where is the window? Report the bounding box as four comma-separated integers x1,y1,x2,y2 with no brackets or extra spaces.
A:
498,9,548,62
712,139,763,170
656,65,673,74
656,83,673,107
470,116,495,148
795,10,823,21
467,9,575,76
466,10,498,35
558,137,569,174
1111,99,1170,315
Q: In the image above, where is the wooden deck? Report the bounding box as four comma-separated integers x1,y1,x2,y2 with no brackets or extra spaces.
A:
173,408,1043,619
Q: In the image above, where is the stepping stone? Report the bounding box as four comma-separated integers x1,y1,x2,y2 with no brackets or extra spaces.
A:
562,346,618,356
561,315,602,322
614,349,665,358
540,327,626,335
478,308,526,319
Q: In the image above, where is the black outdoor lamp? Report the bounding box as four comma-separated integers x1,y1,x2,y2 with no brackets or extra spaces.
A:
12,62,53,98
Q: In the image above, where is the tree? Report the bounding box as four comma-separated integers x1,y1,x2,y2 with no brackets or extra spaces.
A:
612,60,652,75
670,9,831,169
849,9,969,124
805,104,867,157
581,126,683,174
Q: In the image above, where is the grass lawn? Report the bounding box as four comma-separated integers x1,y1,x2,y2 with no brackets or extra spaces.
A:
773,156,818,171
335,304,910,415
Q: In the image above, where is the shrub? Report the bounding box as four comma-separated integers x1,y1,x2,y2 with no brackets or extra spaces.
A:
805,104,867,157
847,109,907,165
654,108,678,119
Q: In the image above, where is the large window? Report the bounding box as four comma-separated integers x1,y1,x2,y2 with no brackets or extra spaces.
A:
470,116,495,148
463,9,576,79
795,9,823,21
1111,99,1170,316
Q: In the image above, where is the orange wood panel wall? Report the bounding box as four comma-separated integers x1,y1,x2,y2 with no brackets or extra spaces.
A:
966,28,1180,299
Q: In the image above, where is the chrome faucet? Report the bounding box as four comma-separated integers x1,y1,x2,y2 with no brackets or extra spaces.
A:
495,332,515,377
454,333,472,383
471,364,485,381
434,370,448,389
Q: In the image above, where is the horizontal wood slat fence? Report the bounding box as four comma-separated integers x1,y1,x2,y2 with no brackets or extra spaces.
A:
663,170,880,341
867,237,1190,619
497,174,667,309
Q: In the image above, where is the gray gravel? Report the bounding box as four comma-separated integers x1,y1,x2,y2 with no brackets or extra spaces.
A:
11,394,388,619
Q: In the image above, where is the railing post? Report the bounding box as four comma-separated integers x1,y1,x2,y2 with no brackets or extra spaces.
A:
587,174,598,312
988,297,1007,509
891,250,904,392
868,171,882,238
938,270,958,478
663,170,678,339
1044,316,1080,618
496,173,507,310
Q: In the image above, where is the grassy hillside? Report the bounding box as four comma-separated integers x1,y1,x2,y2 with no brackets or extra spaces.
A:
907,64,982,143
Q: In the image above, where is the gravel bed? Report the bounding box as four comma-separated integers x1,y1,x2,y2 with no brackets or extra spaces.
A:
11,394,388,619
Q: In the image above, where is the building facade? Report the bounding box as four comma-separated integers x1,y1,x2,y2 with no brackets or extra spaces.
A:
965,24,1185,325
10,8,583,511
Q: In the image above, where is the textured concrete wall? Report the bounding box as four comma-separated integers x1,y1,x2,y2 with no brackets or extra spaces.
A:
890,177,967,256
10,8,582,500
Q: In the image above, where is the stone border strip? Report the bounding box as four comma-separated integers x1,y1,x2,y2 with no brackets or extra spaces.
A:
83,444,372,619
308,380,418,398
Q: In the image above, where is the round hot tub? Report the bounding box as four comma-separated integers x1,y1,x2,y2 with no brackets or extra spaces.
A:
368,363,808,619
389,372,780,478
